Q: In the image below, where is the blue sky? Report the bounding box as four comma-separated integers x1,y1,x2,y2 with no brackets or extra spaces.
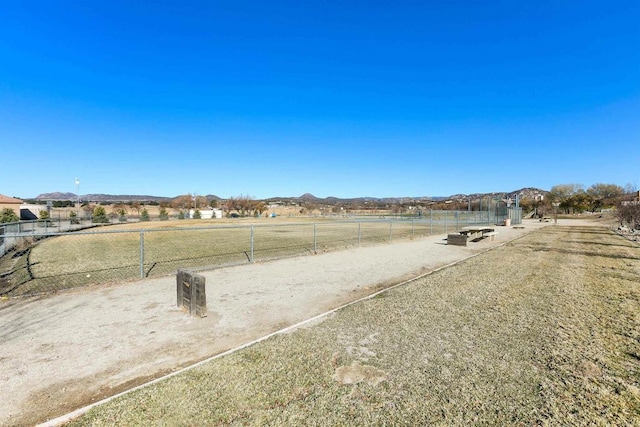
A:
1,1,638,199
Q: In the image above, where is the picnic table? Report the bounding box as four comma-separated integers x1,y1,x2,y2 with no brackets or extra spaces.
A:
447,226,497,246
459,226,496,240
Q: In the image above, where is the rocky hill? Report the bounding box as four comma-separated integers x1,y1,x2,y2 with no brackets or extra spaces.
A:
270,188,547,205
33,188,547,204
34,193,172,203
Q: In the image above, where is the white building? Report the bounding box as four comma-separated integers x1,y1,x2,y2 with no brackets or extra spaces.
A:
189,209,223,219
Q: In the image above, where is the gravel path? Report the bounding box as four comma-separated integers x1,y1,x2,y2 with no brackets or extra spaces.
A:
1,221,549,426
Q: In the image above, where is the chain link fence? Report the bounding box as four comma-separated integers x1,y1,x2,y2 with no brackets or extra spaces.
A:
1,209,520,298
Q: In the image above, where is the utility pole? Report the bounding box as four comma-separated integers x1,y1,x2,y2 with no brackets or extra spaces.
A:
75,177,80,218
552,202,560,225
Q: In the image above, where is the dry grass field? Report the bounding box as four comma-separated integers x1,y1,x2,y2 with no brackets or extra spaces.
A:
1,216,457,297
63,224,640,426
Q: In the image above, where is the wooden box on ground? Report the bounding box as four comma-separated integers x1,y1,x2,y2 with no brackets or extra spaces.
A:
176,269,207,317
447,234,467,246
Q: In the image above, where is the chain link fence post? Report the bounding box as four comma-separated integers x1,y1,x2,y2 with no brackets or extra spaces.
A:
139,230,145,279
250,225,254,262
445,211,448,234
430,209,433,234
313,223,317,254
0,225,5,258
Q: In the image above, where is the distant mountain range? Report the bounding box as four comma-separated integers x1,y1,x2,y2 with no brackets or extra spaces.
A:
33,192,173,203
32,188,547,204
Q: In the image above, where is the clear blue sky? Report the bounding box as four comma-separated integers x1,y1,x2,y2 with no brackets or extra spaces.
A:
1,1,638,199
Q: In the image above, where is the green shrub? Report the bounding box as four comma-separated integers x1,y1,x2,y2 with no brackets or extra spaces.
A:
92,206,109,223
0,208,19,223
69,211,80,224
159,208,169,221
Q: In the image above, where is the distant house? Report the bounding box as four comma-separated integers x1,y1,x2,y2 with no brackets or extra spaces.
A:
0,194,23,218
20,203,48,220
189,209,223,219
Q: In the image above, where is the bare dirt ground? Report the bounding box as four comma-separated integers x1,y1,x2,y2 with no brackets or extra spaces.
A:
1,219,574,426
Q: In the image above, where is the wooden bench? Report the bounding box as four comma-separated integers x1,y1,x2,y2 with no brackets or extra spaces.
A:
448,227,497,245
483,231,497,241
460,227,495,240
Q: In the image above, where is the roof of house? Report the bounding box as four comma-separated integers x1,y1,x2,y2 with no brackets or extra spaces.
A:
0,194,24,204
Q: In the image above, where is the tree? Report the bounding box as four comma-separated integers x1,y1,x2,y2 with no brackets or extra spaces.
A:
172,194,194,210
140,208,150,221
129,201,142,215
194,195,208,209
39,210,50,220
225,195,259,217
518,198,536,215
158,208,169,221
112,203,127,215
548,184,581,200
82,204,94,218
92,206,110,223
69,210,79,224
587,183,624,200
0,208,19,223
587,183,624,211
548,184,585,214
302,201,318,215
113,204,128,222
252,201,266,217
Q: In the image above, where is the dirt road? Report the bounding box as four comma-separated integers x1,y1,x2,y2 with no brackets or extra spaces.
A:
1,221,548,426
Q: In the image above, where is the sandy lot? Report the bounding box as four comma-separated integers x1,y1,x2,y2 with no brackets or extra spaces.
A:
0,220,552,426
